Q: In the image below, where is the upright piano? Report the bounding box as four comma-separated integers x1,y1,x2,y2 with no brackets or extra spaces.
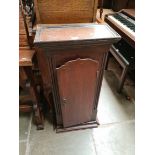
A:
105,9,135,48
104,9,135,92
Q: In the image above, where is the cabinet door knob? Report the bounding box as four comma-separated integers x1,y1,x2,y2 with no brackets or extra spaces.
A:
62,98,68,106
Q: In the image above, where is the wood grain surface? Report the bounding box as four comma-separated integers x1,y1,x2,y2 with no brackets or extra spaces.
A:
34,0,98,24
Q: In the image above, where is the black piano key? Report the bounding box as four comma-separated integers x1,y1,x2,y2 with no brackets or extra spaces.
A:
111,14,135,32
112,14,134,24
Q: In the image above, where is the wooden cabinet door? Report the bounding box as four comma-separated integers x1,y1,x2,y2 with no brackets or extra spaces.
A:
56,58,99,127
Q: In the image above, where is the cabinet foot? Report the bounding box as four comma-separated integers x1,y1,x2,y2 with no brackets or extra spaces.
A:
56,121,98,133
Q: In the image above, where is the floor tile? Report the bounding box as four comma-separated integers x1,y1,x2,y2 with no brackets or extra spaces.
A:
19,113,31,141
52,146,96,155
19,39,135,155
97,71,135,125
92,122,135,155
29,120,96,155
19,142,27,155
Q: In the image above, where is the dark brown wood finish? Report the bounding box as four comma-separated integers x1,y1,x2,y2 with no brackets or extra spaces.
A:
111,0,135,12
57,58,99,127
19,6,30,47
127,0,135,9
98,0,112,8
19,1,33,48
19,50,44,129
122,9,135,19
34,23,121,131
111,0,128,11
19,4,44,130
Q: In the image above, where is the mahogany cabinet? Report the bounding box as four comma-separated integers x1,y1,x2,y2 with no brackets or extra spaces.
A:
34,24,121,132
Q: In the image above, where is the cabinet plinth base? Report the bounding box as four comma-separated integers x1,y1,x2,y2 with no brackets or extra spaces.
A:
56,120,99,133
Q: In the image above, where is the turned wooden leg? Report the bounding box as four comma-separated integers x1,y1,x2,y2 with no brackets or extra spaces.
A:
118,65,129,93
29,85,44,129
24,67,44,130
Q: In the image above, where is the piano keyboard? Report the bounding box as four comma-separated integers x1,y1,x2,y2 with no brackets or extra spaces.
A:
107,12,135,39
113,13,135,32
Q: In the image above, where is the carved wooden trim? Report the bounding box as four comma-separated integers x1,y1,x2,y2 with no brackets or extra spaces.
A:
56,58,99,70
47,56,63,125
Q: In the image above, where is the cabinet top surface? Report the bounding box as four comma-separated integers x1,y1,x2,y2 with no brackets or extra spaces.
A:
34,23,121,45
